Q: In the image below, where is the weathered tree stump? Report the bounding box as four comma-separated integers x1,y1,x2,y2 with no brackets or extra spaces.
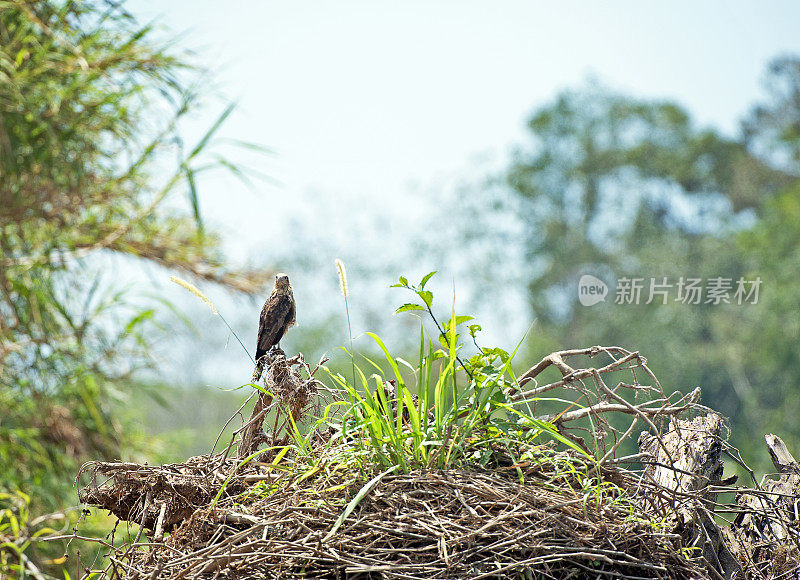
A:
639,414,742,579
238,349,315,459
639,415,800,579
727,433,800,577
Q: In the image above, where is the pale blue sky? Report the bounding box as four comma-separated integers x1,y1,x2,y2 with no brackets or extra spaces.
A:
128,1,800,262
124,1,800,383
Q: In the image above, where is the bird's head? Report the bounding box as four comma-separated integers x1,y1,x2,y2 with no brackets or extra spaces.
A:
274,273,291,292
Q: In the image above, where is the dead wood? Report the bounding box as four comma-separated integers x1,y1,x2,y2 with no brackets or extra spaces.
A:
238,349,324,459
726,433,800,578
638,413,742,579
637,415,800,580
77,456,250,532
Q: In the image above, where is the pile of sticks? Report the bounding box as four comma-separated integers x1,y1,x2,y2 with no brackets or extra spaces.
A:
101,461,701,579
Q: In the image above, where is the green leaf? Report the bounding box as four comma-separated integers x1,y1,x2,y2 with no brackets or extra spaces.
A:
399,276,408,286
417,290,433,308
124,309,155,334
419,271,437,289
444,315,474,331
185,165,203,231
395,303,425,313
188,102,236,160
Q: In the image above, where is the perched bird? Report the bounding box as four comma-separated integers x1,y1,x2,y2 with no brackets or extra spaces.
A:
251,273,296,382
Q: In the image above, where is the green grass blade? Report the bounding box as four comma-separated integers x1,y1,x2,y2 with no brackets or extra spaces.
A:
324,465,400,540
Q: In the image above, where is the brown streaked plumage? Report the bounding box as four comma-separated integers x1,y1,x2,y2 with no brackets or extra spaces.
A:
251,273,296,382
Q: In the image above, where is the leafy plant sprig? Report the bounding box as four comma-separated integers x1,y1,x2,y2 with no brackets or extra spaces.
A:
391,272,476,381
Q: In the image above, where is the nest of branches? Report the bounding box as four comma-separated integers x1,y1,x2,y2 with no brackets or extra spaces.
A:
73,346,800,579
110,459,700,579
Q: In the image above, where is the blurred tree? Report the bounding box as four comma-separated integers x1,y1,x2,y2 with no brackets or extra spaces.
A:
0,0,269,510
743,55,800,177
505,81,789,326
718,186,800,457
722,55,800,459
441,72,798,464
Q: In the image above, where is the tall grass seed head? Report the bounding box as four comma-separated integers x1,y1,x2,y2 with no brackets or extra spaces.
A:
335,259,349,297
170,275,219,315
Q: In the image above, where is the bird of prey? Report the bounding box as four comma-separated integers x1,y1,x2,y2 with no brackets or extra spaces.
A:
251,273,296,382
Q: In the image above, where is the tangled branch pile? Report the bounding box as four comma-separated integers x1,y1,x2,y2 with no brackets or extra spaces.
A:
81,458,698,579
73,346,800,579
